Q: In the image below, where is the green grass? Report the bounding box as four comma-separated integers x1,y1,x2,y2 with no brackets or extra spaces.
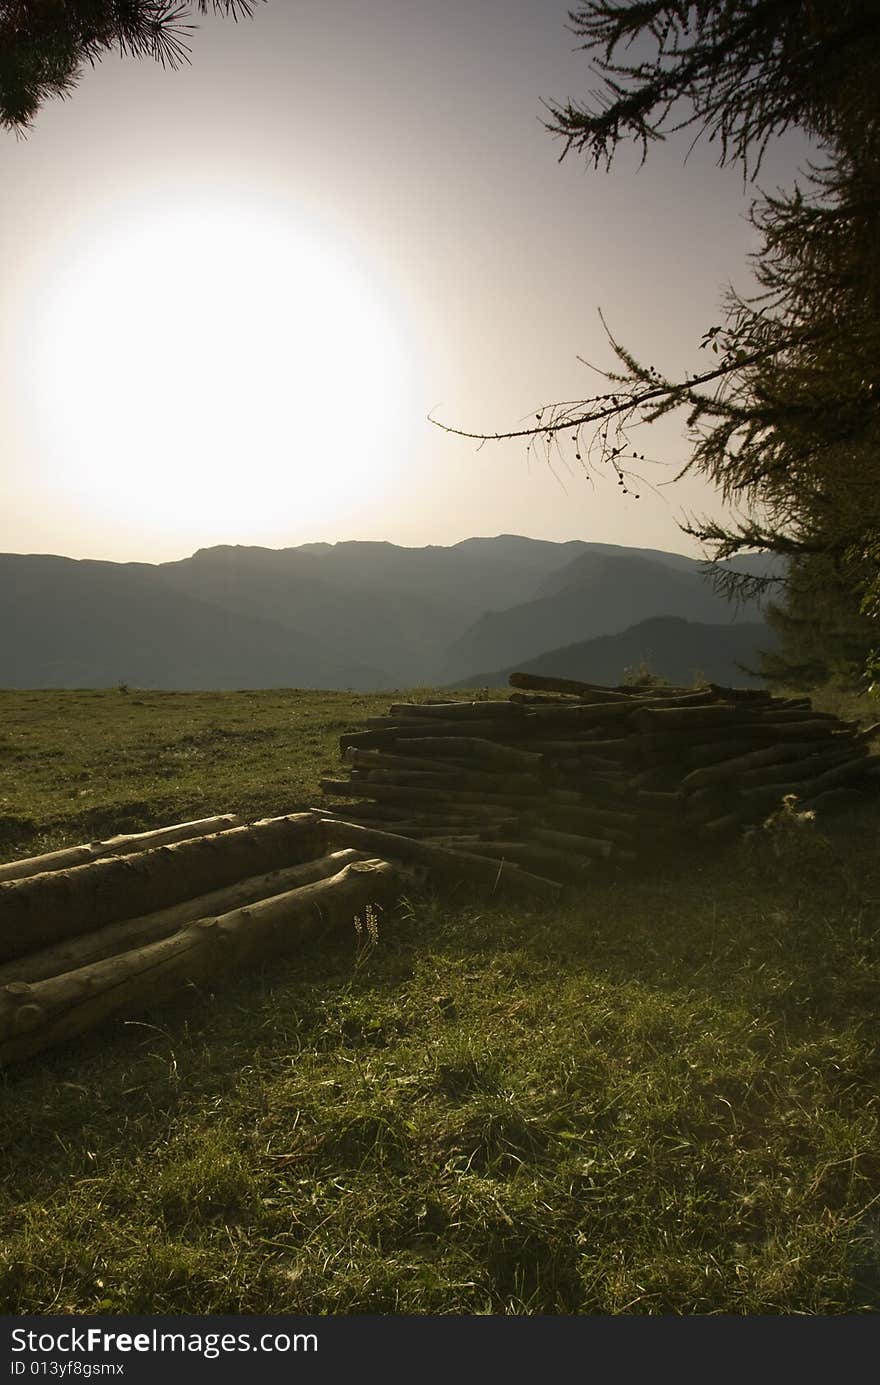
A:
0,687,395,856
1,686,879,1314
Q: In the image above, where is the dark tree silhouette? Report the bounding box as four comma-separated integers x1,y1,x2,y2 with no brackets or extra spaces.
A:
432,1,880,685
0,1,264,133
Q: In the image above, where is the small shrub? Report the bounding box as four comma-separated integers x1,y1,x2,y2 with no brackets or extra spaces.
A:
622,657,667,689
741,793,839,883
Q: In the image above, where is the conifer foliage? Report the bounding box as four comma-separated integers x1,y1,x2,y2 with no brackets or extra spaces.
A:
437,2,880,686
0,1,262,132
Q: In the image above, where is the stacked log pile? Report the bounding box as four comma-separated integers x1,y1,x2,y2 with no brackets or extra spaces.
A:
318,672,880,887
0,814,399,1065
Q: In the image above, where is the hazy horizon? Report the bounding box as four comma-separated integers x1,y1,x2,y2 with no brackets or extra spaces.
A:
0,529,708,565
2,1,813,565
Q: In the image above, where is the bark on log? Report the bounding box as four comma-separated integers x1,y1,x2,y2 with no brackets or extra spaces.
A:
319,820,563,902
528,826,614,860
739,753,878,807
734,744,865,788
0,859,400,1065
344,747,470,776
0,814,327,964
633,703,742,731
531,826,638,862
360,717,538,741
618,690,719,709
317,814,517,838
0,849,370,987
680,741,837,789
398,737,544,770
541,802,638,837
386,701,526,720
707,684,774,702
509,692,581,706
351,767,543,794
564,738,631,760
344,747,540,779
508,672,633,700
427,840,594,881
529,702,638,725
321,779,556,814
633,790,682,814
636,720,850,756
0,815,242,885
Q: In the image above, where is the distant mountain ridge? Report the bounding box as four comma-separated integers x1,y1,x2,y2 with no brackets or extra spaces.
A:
452,616,776,691
0,536,779,690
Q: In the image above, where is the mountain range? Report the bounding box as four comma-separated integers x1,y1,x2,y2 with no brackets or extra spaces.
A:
0,536,780,690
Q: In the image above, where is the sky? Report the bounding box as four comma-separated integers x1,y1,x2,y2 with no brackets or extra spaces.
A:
0,0,813,564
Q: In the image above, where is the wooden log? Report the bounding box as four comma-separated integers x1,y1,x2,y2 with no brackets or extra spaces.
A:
343,746,543,779
339,729,423,753
747,707,847,725
528,826,624,861
627,766,680,790
529,701,638,725
678,735,844,774
311,800,416,822
344,747,467,775
318,820,563,902
633,789,682,814
0,859,400,1065
351,767,544,794
385,821,516,839
735,744,865,788
360,717,537,740
564,738,632,759
527,743,622,771
321,779,558,814
429,840,594,881
386,701,526,720
636,720,850,756
559,775,630,802
0,849,371,987
398,737,544,770
739,753,879,808
633,703,742,731
318,804,527,834
509,692,581,706
319,816,517,839
421,834,485,846
0,814,327,964
707,683,774,702
621,690,719,709
680,741,838,789
541,799,638,832
0,815,242,885
508,671,633,700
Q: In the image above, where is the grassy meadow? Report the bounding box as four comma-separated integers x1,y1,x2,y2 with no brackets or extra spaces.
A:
1,685,879,1314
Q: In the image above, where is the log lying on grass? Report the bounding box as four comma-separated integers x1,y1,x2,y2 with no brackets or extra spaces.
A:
0,858,399,1066
319,819,563,903
508,672,634,700
0,813,327,963
0,815,242,885
0,849,370,987
322,677,880,884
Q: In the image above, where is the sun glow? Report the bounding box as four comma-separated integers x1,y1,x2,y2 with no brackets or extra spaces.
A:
22,194,415,544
